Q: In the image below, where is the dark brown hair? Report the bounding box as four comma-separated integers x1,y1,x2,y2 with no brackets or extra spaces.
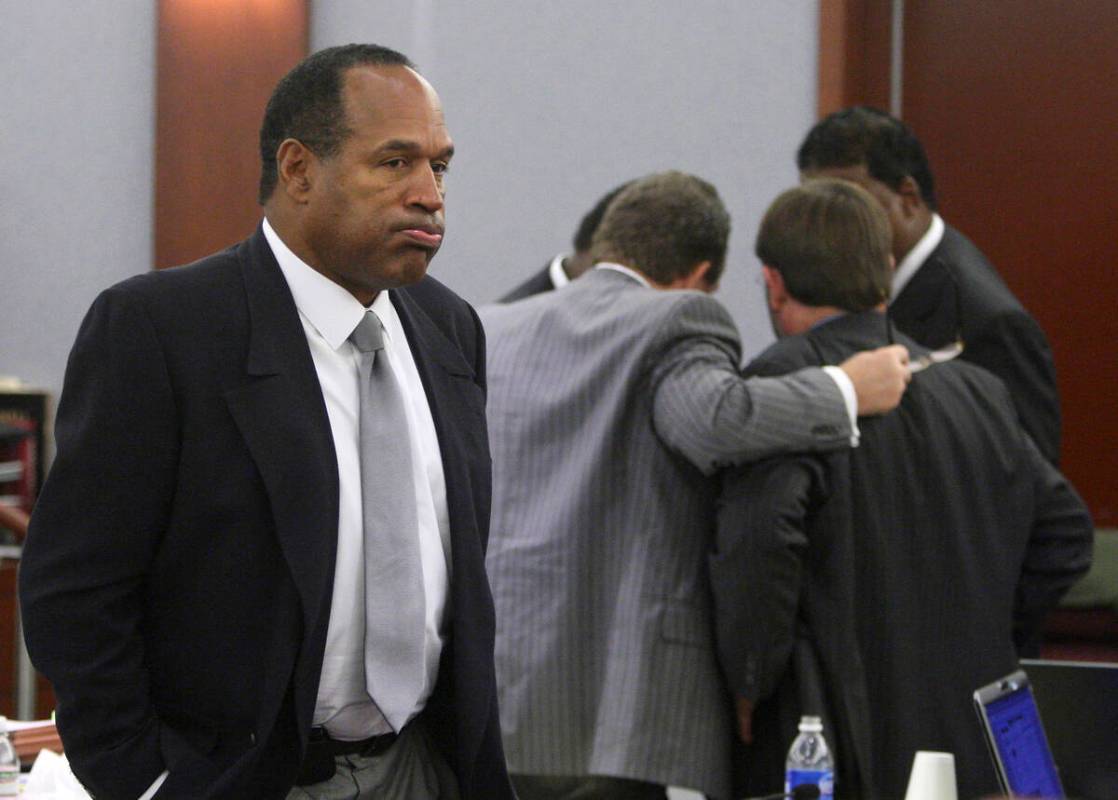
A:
590,171,730,286
755,179,892,311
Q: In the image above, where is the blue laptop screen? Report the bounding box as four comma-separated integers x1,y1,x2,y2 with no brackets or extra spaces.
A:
986,686,1064,797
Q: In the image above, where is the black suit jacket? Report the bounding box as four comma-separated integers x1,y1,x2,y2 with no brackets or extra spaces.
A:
710,312,1092,799
20,228,514,799
498,261,556,302
890,223,1061,463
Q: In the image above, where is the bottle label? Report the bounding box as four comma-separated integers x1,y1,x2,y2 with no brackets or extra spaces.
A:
0,765,17,797
786,768,834,799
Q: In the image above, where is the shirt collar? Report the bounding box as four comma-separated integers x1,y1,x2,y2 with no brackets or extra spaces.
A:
594,262,653,289
548,253,571,289
263,217,380,350
891,212,945,302
809,310,848,331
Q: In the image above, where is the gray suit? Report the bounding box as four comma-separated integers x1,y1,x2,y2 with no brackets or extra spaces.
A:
480,267,853,798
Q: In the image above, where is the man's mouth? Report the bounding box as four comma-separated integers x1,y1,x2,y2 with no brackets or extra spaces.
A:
398,224,444,248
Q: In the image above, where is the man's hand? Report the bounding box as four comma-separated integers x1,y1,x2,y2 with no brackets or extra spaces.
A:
840,344,910,415
735,694,754,745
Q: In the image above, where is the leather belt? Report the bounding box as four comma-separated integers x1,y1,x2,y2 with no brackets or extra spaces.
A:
296,726,400,786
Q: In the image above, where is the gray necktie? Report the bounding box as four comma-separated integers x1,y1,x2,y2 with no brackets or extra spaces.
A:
349,310,425,732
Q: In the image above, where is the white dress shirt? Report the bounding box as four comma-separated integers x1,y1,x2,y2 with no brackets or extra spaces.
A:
891,212,945,301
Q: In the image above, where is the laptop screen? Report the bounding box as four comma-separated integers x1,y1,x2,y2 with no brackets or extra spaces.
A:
981,680,1064,798
1021,659,1118,799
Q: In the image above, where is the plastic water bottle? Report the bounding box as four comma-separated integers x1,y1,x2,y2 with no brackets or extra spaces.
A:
785,715,834,800
0,716,19,796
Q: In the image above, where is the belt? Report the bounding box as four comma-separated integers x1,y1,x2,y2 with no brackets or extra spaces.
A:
296,727,400,786
309,726,398,757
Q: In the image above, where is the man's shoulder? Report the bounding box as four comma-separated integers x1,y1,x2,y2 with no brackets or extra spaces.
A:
744,312,889,377
396,274,484,363
398,272,472,314
498,263,553,303
745,335,819,377
908,356,1020,439
625,281,736,328
487,269,733,330
934,224,1026,315
924,355,1013,399
96,239,248,314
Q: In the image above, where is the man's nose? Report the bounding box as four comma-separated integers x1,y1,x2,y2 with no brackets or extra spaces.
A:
407,164,444,213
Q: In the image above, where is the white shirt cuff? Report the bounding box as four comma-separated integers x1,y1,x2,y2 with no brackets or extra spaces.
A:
822,365,860,446
138,770,169,800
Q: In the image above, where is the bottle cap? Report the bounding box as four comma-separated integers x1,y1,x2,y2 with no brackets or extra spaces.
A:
798,715,823,732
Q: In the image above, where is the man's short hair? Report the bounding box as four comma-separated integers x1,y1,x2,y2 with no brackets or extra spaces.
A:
590,171,730,286
258,43,414,204
797,106,938,210
572,181,633,254
756,179,893,312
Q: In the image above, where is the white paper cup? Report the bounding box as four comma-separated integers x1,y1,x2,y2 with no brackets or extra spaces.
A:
904,750,958,800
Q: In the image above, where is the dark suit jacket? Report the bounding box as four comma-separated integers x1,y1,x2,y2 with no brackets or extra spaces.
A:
498,261,556,302
890,223,1061,463
710,312,1092,800
19,227,514,799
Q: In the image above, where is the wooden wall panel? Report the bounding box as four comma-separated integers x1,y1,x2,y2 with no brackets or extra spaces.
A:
155,0,308,269
817,0,893,116
902,0,1118,524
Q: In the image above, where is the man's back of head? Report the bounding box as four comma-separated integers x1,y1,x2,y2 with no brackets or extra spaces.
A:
756,179,893,322
590,170,731,291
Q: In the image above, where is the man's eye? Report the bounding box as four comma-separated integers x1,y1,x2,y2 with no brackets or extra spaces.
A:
383,158,407,169
432,161,450,175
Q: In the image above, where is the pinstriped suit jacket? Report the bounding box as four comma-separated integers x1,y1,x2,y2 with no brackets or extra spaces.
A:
479,268,853,798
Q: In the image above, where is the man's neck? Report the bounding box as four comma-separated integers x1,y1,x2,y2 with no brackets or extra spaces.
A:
780,303,846,337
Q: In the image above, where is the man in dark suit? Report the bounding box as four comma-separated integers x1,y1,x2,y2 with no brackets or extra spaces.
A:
499,181,631,302
796,106,1062,466
710,180,1092,799
20,45,514,800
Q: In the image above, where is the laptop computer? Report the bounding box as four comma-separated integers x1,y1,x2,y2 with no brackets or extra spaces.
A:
1020,658,1118,800
974,669,1064,798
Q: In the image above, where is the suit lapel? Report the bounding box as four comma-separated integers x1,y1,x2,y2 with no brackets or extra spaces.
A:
391,287,494,770
222,228,340,733
890,247,959,348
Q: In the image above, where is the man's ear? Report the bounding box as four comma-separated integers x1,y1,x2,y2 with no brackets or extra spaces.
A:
275,138,316,203
761,265,787,311
661,260,716,292
682,259,715,292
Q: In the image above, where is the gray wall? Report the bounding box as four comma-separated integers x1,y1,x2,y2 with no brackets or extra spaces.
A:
2,1,818,408
1,3,156,405
313,0,819,357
